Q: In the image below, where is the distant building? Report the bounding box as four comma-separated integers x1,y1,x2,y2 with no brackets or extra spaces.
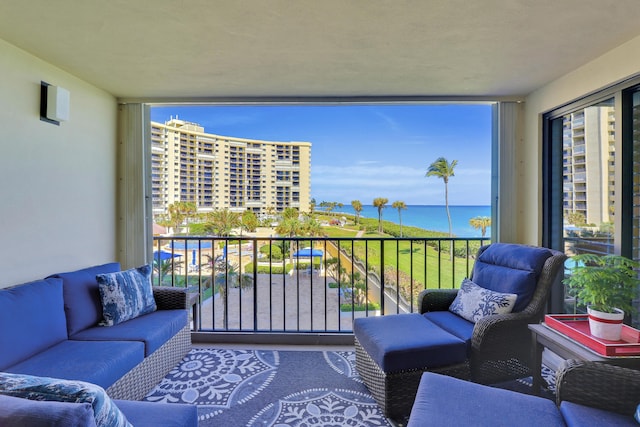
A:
151,118,311,217
562,105,615,226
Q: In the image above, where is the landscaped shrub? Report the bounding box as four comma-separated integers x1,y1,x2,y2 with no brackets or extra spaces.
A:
340,302,380,312
259,244,283,260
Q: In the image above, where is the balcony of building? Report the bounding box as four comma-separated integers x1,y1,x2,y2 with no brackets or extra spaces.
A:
152,235,490,344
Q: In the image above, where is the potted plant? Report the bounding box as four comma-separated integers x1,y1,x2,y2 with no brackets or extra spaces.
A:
563,253,640,340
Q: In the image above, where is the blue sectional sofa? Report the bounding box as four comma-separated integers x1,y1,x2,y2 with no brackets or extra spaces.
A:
407,360,640,426
0,263,197,426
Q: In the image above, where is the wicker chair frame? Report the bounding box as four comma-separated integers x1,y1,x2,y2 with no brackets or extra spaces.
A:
556,360,640,416
105,286,193,400
354,244,566,420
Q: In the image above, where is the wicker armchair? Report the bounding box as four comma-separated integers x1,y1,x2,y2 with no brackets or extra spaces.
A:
556,360,640,416
354,243,566,420
417,244,566,384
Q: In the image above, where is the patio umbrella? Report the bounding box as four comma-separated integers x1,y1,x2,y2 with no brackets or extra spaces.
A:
153,250,182,262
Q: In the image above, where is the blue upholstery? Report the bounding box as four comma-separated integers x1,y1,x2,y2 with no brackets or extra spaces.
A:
407,372,565,427
472,243,552,311
71,309,188,356
422,311,474,354
5,340,144,390
353,314,466,372
0,372,131,427
115,399,198,427
0,394,96,427
0,278,67,370
48,263,121,336
560,401,638,427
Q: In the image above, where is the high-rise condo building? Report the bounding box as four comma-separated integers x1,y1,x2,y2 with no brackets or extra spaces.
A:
151,119,311,218
562,105,615,227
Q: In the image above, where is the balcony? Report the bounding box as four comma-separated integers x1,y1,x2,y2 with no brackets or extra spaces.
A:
152,235,490,342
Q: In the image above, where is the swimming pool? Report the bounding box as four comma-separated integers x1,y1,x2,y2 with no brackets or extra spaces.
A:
169,241,214,250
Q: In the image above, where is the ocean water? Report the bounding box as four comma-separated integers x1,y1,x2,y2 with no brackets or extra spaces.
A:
332,205,491,237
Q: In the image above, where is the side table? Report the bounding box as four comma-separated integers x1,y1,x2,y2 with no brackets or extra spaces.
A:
529,323,640,395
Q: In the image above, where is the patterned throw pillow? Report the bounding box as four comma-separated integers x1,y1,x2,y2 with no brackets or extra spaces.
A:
449,278,517,323
0,372,131,427
96,264,156,326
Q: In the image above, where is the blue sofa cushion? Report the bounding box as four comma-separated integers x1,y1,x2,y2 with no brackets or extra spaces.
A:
0,278,67,370
115,400,198,427
5,340,144,390
353,313,466,372
422,311,474,354
560,401,638,427
71,309,187,356
0,394,96,427
0,372,131,427
48,263,121,336
97,265,157,326
449,278,517,323
408,372,565,427
472,243,552,312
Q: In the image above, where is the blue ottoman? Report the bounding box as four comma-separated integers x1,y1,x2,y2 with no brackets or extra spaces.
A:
354,313,468,419
407,372,565,427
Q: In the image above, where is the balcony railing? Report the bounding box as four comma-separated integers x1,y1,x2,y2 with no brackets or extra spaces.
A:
152,236,490,337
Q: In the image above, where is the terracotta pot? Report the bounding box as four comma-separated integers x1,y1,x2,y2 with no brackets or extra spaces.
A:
587,306,624,341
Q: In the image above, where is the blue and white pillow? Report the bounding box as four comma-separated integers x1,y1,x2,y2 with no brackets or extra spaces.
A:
96,264,156,326
0,372,131,427
449,278,517,323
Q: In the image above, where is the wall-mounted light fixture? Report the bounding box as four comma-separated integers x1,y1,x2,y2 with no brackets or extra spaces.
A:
40,81,70,125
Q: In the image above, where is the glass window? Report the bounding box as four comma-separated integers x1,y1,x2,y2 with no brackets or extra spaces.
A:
545,89,640,327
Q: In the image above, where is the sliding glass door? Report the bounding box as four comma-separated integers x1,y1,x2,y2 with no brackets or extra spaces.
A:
544,86,640,326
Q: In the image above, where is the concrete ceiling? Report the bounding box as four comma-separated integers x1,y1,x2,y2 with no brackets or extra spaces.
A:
2,0,640,100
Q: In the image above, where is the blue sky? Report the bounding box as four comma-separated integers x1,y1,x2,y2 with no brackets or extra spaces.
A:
151,104,493,205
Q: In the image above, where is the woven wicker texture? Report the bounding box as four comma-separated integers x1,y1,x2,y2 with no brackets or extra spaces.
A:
355,244,566,420
355,337,469,419
152,286,195,310
556,360,640,416
106,325,191,400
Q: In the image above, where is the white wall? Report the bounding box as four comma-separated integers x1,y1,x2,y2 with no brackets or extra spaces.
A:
521,35,640,245
0,39,118,287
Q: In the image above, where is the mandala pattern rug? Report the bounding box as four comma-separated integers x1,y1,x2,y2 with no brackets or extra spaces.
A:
144,348,556,426
144,348,392,426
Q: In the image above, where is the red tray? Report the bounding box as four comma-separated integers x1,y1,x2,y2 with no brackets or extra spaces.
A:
544,314,640,356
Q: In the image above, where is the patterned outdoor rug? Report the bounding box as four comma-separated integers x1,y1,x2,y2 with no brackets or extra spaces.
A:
143,348,557,426
144,348,393,426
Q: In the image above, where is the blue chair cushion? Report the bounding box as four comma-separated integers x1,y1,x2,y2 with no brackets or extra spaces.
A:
472,243,552,312
0,372,131,427
0,278,67,370
560,401,638,427
96,265,157,326
0,394,96,427
5,340,144,390
422,311,474,354
115,400,198,427
71,309,187,356
353,313,467,372
48,263,121,336
407,372,565,427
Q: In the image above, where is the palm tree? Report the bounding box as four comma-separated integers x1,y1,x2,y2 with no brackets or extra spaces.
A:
392,200,407,237
241,210,259,235
205,208,241,236
351,200,363,225
469,216,491,237
373,197,388,233
276,208,302,266
426,157,458,238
